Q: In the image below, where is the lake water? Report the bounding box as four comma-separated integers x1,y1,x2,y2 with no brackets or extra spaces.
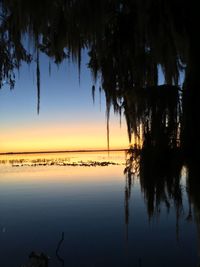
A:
0,152,198,266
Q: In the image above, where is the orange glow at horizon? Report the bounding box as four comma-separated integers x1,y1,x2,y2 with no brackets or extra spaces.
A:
0,121,131,153
0,164,124,184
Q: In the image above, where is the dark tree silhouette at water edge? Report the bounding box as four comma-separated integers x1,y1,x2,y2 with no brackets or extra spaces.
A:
0,0,199,157
1,2,200,265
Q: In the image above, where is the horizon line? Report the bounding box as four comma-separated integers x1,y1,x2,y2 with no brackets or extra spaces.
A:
0,148,129,156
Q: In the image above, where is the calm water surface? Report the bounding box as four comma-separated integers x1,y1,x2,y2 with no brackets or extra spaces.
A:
0,152,198,266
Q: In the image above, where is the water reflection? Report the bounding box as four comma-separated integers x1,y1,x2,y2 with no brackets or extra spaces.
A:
56,232,65,267
125,146,200,265
0,151,199,266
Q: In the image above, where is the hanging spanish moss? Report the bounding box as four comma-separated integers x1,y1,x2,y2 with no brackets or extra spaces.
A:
92,85,95,104
106,99,110,151
1,0,200,243
0,0,198,159
0,3,198,150
36,48,40,114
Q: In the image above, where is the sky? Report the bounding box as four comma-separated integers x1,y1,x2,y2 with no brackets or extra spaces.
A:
0,51,129,153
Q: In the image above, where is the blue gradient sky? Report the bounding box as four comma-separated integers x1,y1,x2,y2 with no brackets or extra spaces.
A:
0,51,129,152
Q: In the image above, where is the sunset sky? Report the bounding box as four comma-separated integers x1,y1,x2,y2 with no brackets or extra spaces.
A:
0,52,129,153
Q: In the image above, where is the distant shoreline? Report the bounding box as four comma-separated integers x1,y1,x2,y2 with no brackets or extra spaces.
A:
0,149,128,156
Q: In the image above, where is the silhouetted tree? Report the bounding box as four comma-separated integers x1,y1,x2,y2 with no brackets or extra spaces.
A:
0,0,198,154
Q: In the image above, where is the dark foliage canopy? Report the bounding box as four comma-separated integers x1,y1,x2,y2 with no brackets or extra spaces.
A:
0,0,199,151
1,0,200,241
